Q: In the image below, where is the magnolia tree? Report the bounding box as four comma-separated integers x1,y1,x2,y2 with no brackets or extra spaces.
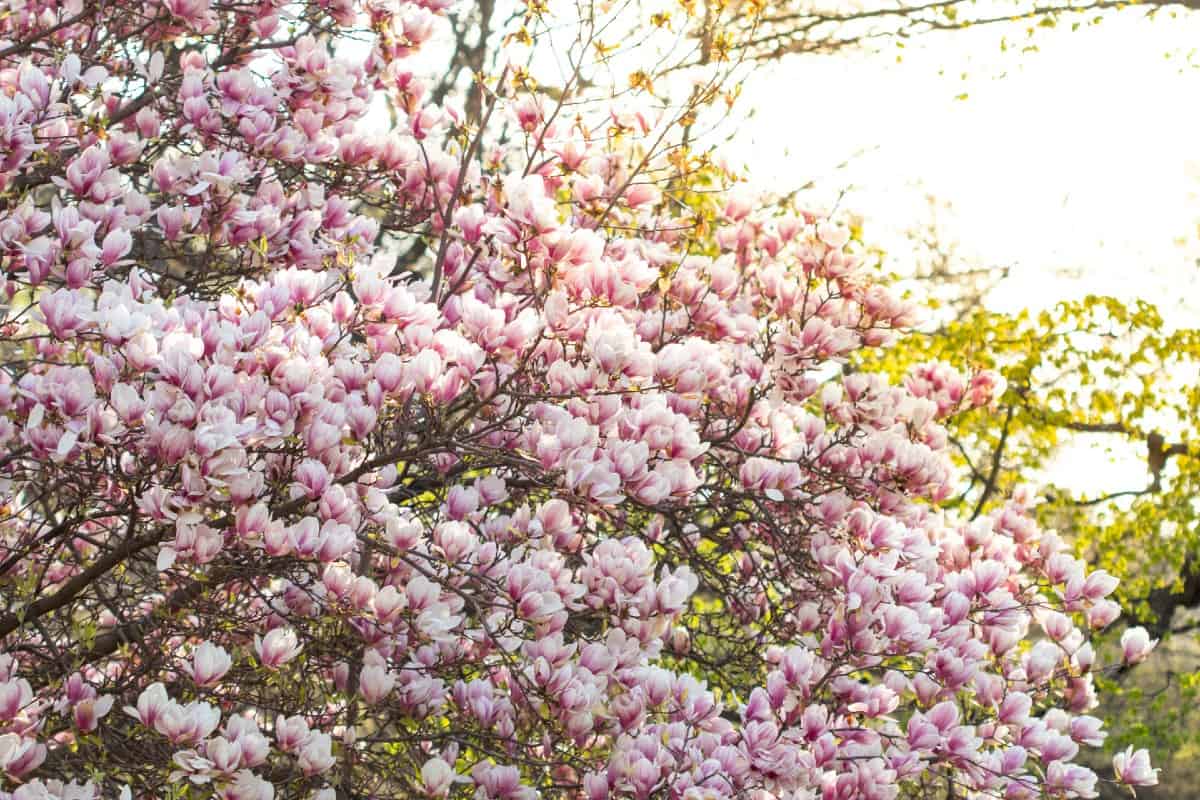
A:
0,1,1163,799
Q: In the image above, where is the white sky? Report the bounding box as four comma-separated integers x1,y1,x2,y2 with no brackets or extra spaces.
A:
733,13,1200,323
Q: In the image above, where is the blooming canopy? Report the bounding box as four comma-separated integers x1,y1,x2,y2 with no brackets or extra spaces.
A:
0,0,1157,799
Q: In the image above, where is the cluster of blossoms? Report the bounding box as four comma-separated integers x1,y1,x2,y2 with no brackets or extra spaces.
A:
0,0,1159,798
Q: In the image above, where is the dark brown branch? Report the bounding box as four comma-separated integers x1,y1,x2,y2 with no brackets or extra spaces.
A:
1067,488,1153,507
0,5,96,61
0,524,158,640
430,65,508,304
971,403,1015,520
59,568,228,677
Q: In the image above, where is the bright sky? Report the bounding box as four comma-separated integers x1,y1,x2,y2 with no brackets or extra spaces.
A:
729,14,1200,497
733,14,1200,323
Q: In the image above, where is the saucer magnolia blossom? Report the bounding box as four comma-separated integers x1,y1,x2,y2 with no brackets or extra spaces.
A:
0,0,1156,798
253,628,303,669
1119,626,1158,666
182,642,233,688
1112,747,1159,787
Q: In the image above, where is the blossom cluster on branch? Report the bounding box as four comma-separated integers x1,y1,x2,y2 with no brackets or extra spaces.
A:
0,0,1158,798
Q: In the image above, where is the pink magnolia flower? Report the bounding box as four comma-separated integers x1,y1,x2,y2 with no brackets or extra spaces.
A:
298,731,336,776
1025,640,1062,683
1120,626,1157,666
420,756,460,797
224,716,269,767
1069,715,1106,747
374,353,404,393
1044,761,1098,798
73,695,115,732
156,700,220,744
275,714,312,752
445,485,479,520
125,682,171,728
38,289,88,339
254,628,302,669
157,204,190,240
205,736,244,775
1113,746,1158,786
183,641,233,687
503,174,559,232
359,663,396,705
0,678,32,722
0,733,47,778
99,229,133,266
1085,598,1121,629
218,770,275,800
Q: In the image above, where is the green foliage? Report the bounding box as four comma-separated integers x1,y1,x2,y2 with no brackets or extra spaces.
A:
857,284,1200,768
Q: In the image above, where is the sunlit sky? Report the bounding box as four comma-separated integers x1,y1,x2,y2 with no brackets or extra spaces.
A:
734,14,1200,322
728,14,1200,497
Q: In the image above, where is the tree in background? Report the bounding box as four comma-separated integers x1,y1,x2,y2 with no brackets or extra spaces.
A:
0,1,1164,799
